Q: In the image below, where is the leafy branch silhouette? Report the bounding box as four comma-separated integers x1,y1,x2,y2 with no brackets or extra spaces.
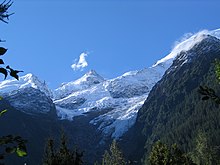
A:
0,1,27,163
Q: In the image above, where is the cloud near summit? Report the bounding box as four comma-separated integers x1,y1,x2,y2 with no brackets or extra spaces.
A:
71,52,89,71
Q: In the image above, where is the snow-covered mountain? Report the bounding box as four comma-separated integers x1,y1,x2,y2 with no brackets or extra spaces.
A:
53,70,105,100
0,73,54,114
1,29,220,139
0,73,52,97
54,29,220,138
55,65,168,138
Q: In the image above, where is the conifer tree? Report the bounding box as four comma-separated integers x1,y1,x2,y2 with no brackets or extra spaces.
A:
191,131,220,165
102,140,126,165
42,133,83,165
148,141,195,165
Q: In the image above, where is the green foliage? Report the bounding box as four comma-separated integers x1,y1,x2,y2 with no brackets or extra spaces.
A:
190,131,220,165
148,141,195,165
148,141,169,165
101,140,126,165
215,59,220,82
42,133,83,165
0,135,27,161
0,109,7,116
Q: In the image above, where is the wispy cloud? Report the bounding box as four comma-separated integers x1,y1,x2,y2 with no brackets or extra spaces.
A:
71,52,89,71
172,32,193,49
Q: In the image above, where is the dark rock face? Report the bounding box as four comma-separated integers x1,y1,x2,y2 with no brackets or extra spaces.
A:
123,36,220,163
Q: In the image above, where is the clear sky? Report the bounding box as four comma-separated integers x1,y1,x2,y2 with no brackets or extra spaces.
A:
0,0,220,89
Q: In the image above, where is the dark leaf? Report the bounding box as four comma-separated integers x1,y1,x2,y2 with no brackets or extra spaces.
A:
208,88,215,94
198,86,208,95
0,154,4,160
5,135,13,139
0,47,7,55
0,59,4,64
202,96,209,100
5,147,16,154
10,70,19,80
6,65,23,80
0,109,7,116
199,86,204,90
215,99,220,105
0,68,7,79
14,136,22,141
16,147,27,157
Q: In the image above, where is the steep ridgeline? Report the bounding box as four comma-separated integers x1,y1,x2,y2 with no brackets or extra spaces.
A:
124,34,220,163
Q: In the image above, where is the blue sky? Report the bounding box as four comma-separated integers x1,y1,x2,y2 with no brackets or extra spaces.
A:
0,0,220,88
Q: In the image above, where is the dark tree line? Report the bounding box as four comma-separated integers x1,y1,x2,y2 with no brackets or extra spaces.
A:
42,133,83,165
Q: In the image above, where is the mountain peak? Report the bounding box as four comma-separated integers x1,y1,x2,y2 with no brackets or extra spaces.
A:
83,69,103,79
54,70,104,100
75,69,104,85
86,69,98,76
0,73,52,97
23,73,41,82
152,29,220,68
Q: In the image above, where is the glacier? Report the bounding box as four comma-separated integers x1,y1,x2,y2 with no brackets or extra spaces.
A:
54,64,170,138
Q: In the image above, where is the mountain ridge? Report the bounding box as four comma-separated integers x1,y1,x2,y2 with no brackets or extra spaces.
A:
1,29,220,164
122,33,220,164
1,29,220,139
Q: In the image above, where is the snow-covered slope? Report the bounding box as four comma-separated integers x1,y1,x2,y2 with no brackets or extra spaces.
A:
53,70,105,100
0,73,52,97
54,28,220,139
55,63,170,138
0,73,54,114
5,87,54,114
